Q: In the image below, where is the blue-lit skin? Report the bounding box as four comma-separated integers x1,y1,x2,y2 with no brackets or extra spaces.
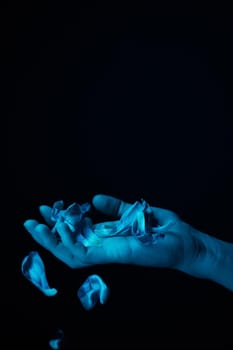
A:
23,197,200,270
24,194,233,292
77,274,109,310
21,251,58,296
49,329,64,350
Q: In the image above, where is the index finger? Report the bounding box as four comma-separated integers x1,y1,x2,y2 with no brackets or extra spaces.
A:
92,194,177,226
92,194,132,217
23,219,87,268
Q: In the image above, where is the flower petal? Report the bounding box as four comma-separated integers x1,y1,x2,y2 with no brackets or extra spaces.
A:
108,198,165,244
49,329,64,350
50,199,165,246
77,274,110,310
21,251,58,296
50,201,102,247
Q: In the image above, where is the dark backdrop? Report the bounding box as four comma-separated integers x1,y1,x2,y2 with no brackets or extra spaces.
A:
7,3,233,349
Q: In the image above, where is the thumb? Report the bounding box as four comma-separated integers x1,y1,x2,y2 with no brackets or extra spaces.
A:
92,194,131,218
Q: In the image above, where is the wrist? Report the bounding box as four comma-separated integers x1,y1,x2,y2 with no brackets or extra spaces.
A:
203,235,233,291
179,228,233,292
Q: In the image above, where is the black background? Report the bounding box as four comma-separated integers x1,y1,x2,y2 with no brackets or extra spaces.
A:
6,2,233,349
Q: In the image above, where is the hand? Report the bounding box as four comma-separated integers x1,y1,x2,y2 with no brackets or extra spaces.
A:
23,194,205,276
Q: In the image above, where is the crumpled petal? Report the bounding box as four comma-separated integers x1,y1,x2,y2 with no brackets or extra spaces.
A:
50,199,165,247
49,329,64,350
125,199,165,244
94,199,165,244
77,274,110,311
50,200,102,247
106,199,152,236
21,251,58,296
51,200,91,233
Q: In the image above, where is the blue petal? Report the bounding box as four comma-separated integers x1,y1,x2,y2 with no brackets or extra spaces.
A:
50,199,165,246
21,251,58,296
50,201,102,247
77,274,110,310
111,199,165,244
51,200,64,222
49,329,64,350
51,201,91,229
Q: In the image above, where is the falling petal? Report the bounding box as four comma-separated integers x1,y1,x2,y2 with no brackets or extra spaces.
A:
21,251,58,296
77,274,110,311
49,329,64,350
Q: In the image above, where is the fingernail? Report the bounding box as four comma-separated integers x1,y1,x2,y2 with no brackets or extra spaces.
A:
23,219,34,229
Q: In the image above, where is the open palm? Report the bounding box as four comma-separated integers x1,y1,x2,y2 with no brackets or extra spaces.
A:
24,194,202,274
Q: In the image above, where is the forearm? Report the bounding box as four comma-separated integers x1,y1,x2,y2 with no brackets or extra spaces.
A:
203,234,233,292
184,230,233,292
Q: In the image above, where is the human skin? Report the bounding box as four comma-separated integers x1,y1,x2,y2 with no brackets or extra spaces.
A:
24,194,233,292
